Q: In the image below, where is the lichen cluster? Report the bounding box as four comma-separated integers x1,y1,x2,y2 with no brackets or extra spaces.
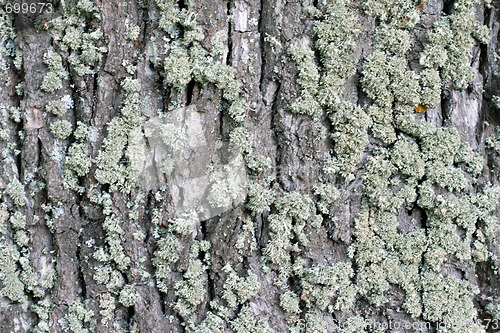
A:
263,0,499,331
0,0,498,331
350,0,499,331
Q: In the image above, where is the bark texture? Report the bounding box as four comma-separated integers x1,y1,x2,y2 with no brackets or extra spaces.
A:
0,0,499,332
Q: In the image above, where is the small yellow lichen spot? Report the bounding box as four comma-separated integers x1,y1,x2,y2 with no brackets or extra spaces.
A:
415,104,427,113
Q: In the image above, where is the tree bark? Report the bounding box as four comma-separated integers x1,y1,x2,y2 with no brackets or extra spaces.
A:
0,0,499,332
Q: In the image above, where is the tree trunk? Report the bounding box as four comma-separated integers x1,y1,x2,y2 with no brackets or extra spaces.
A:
0,0,500,332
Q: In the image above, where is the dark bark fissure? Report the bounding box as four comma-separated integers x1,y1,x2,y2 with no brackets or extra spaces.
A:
226,0,233,67
186,79,195,105
76,237,87,299
443,0,455,15
258,0,267,95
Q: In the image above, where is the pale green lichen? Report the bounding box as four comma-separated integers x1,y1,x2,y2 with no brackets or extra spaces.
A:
222,264,260,308
94,78,146,192
245,179,274,214
164,48,192,89
314,0,359,85
234,218,257,258
244,155,271,173
375,24,411,55
486,127,500,154
11,0,494,330
472,24,490,44
98,293,115,327
362,50,420,108
420,68,442,108
93,265,112,285
287,42,322,119
5,178,26,207
19,256,44,296
15,230,29,247
328,102,372,173
169,211,198,236
0,206,8,234
420,127,461,164
263,192,314,278
313,183,340,215
186,312,224,333
152,232,183,293
280,290,301,314
73,121,88,141
390,135,425,179
0,128,8,141
58,23,107,76
155,0,184,33
339,315,369,333
65,143,92,177
64,299,95,333
421,272,482,331
0,244,26,302
228,97,248,123
274,192,312,221
229,127,251,153
363,0,421,27
41,49,68,92
160,123,186,152
425,161,469,191
174,258,206,317
119,284,140,307
264,213,295,273
102,215,131,271
420,1,482,89
299,263,356,312
125,25,141,41
486,301,500,320
264,33,282,54
207,177,241,209
231,305,274,333
50,120,73,139
47,95,73,118
9,106,21,123
31,297,53,333
492,96,500,109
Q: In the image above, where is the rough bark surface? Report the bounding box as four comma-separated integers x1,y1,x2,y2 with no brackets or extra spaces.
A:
0,0,499,332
